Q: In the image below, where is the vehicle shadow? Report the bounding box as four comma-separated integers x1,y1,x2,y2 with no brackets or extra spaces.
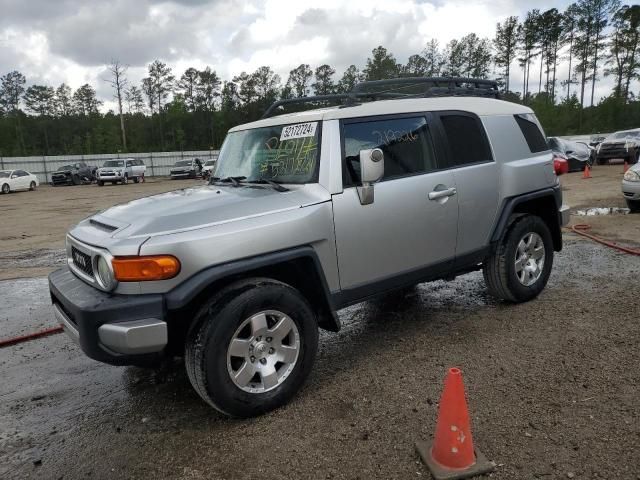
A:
115,271,499,424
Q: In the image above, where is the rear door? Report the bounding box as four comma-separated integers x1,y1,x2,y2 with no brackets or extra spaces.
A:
433,112,499,257
332,113,458,292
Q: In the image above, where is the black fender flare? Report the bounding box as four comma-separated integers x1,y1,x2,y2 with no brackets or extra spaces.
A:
490,186,563,251
164,246,341,332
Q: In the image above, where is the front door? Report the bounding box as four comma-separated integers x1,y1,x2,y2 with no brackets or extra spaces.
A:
332,114,458,291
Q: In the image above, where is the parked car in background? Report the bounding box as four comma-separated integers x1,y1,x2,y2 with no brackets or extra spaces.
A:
97,158,146,186
548,137,593,172
589,134,607,148
51,162,96,186
170,158,203,179
622,163,640,213
595,129,640,165
0,169,39,194
202,159,216,180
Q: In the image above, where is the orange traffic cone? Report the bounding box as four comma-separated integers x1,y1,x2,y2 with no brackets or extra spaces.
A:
583,164,592,179
415,368,495,480
624,161,629,173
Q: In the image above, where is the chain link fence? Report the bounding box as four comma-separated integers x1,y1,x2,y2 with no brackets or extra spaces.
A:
0,150,220,184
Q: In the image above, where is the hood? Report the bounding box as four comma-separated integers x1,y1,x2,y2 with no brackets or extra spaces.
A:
85,184,330,239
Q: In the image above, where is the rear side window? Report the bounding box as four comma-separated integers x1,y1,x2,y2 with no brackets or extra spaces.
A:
343,116,437,185
440,114,493,167
514,114,548,153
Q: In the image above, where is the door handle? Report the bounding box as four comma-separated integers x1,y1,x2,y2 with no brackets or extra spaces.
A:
428,187,457,201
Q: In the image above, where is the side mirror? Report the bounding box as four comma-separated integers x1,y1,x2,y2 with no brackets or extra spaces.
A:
357,148,384,205
565,150,574,155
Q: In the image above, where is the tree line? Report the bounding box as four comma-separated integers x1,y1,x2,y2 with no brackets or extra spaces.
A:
1,0,639,157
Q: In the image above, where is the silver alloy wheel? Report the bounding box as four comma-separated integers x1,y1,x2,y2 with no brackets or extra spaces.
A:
227,310,300,394
515,232,545,286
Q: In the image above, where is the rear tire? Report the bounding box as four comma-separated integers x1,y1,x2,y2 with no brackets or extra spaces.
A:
185,278,318,417
483,215,554,303
627,199,640,213
72,174,81,185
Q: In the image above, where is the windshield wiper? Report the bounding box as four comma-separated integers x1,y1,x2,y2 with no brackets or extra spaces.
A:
210,176,246,187
246,178,289,192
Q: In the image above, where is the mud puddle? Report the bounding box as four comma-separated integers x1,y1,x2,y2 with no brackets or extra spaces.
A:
574,207,630,216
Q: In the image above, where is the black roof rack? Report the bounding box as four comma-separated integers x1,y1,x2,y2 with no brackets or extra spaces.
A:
261,76,499,118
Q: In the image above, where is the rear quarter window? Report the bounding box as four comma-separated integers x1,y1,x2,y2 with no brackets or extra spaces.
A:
440,114,493,167
514,114,549,153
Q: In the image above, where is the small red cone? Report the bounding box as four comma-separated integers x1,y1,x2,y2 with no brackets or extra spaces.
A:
583,164,592,179
415,368,495,480
624,161,629,173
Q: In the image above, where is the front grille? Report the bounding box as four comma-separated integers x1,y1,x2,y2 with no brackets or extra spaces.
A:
71,246,93,277
601,142,624,149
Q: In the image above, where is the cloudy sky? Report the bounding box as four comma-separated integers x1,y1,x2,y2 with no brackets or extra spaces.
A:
0,0,630,111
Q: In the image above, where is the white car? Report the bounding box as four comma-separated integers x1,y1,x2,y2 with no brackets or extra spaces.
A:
1,169,39,194
622,162,640,213
203,160,216,174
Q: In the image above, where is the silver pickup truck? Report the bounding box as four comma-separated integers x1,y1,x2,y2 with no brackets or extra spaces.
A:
49,77,569,417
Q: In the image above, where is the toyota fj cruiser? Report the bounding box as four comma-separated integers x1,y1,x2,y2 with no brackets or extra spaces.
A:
49,78,569,417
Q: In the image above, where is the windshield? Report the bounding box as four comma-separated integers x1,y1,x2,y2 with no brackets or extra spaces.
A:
174,160,192,167
0,171,10,178
103,160,124,167
58,165,73,171
214,122,320,184
609,131,640,140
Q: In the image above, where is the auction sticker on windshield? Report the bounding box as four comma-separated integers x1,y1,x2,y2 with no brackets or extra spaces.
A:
280,122,317,141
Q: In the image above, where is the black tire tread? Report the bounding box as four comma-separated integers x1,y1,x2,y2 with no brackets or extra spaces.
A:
184,278,316,417
483,214,552,303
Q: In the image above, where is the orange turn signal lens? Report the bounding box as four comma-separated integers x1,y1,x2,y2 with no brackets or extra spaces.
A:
112,255,181,282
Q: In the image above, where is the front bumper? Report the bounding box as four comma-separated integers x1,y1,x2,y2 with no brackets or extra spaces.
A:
98,173,124,181
170,171,194,178
49,268,167,365
622,179,640,200
51,174,72,185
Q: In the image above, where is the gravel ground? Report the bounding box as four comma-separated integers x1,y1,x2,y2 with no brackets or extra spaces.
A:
0,165,639,479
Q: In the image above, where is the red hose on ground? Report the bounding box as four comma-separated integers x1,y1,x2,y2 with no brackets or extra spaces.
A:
0,326,64,348
569,224,640,256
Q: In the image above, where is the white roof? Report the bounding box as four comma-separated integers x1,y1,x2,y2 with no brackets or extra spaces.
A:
230,97,533,132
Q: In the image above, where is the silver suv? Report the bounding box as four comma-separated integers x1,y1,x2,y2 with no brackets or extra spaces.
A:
97,158,146,185
49,78,569,417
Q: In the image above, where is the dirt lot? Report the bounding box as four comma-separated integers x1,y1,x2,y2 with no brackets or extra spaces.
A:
0,167,639,479
0,177,199,280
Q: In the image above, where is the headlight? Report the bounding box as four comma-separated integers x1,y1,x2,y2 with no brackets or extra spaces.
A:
96,255,116,290
623,170,640,182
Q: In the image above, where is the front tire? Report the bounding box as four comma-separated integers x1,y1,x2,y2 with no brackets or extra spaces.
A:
1,183,9,194
72,174,81,185
97,180,104,186
185,278,319,417
483,215,554,303
122,174,128,185
29,181,36,191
